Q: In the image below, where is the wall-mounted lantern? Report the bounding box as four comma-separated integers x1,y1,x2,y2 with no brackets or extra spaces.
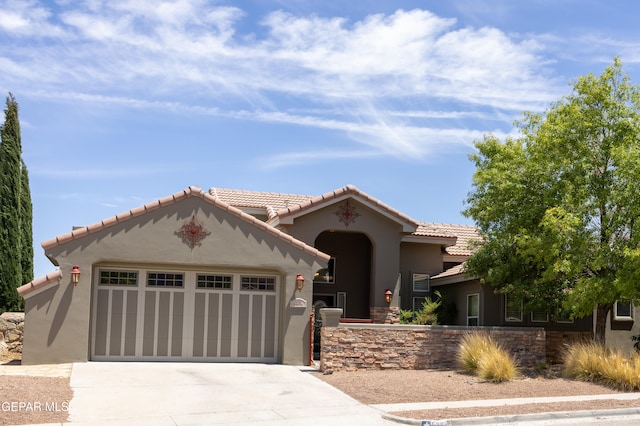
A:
71,265,81,286
295,273,305,292
384,289,392,304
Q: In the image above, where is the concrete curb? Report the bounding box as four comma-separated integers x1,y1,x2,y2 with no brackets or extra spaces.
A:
381,407,640,425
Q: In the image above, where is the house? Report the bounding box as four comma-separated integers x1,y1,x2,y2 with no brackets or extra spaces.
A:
19,184,595,365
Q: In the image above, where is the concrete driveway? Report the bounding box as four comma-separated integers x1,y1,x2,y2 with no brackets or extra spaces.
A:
68,362,396,425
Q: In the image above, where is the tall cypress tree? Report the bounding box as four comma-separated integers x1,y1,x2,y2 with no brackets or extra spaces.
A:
20,159,33,294
0,93,27,312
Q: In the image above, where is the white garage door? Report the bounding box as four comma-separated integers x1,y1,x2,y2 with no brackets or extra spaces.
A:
91,268,279,362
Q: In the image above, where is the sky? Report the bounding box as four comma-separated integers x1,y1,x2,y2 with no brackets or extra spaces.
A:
2,0,640,279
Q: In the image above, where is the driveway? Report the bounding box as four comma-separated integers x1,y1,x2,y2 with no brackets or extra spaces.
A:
68,362,396,425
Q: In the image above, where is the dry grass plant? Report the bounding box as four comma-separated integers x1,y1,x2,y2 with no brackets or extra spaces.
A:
458,332,518,382
563,341,640,391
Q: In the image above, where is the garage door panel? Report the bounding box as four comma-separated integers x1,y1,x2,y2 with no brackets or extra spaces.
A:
251,295,264,358
220,294,233,357
110,290,124,356
156,292,170,356
192,293,205,357
94,289,109,357
238,294,250,357
142,292,156,356
124,291,137,356
205,293,220,357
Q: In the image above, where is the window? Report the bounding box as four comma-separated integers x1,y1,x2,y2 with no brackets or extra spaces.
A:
505,294,523,322
147,272,183,287
413,273,430,292
241,276,276,291
531,309,549,323
614,301,633,321
99,270,138,286
197,274,232,289
314,258,335,283
412,297,426,312
337,292,346,317
467,293,479,326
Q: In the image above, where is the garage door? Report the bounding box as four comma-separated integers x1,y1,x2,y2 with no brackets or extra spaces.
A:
91,268,279,362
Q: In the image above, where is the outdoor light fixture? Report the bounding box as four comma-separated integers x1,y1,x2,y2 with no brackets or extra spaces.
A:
384,289,392,304
295,274,305,292
71,265,81,286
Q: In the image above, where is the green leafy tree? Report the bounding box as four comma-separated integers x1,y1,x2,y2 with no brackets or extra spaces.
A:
0,93,31,312
464,58,640,344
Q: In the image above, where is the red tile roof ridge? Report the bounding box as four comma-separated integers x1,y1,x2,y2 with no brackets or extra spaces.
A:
18,269,63,297
40,186,330,263
276,184,419,227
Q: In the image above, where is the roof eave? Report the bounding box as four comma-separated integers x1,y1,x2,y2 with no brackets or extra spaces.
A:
402,235,457,246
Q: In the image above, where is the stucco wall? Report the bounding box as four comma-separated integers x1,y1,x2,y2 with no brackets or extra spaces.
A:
605,306,640,354
320,324,546,371
284,198,404,308
23,196,326,365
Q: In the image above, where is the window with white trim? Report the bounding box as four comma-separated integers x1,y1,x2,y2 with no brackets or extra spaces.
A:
505,294,523,322
531,309,549,323
337,292,346,317
197,274,232,289
413,273,430,292
467,293,479,326
147,272,184,287
614,301,633,321
241,276,276,291
99,270,138,286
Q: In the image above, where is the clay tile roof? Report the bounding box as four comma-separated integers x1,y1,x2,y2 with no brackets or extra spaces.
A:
416,223,481,256
18,269,63,297
431,262,466,280
40,186,329,263
209,187,314,210
275,184,419,228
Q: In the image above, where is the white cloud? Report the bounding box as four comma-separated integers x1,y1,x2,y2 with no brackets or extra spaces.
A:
0,2,567,161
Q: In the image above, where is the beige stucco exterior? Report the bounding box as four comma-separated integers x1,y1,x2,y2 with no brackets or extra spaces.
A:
280,198,407,310
21,188,328,365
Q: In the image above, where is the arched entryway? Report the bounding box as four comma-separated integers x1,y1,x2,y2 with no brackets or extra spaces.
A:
312,230,372,319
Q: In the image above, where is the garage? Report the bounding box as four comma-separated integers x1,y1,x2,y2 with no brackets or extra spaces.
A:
21,187,328,365
91,267,279,362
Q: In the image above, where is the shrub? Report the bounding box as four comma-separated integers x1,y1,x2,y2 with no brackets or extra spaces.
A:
399,291,442,325
458,332,518,382
563,341,640,391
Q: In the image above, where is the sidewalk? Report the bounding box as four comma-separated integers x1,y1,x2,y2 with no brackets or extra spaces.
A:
373,394,640,425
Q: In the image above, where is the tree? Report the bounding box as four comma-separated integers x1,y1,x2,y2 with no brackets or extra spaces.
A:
464,58,640,344
0,93,31,312
20,159,33,287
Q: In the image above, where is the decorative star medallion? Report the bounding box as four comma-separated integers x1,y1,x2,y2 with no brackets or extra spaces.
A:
335,200,360,227
176,216,210,249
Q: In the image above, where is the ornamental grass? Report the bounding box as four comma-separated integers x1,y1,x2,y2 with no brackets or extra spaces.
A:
458,332,518,382
564,342,640,391
563,341,640,391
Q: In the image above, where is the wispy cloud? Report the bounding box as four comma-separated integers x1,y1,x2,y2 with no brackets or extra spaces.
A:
0,1,569,162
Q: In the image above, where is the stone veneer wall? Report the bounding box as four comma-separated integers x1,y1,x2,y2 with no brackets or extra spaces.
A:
0,312,24,357
321,324,546,372
546,330,593,364
370,307,400,324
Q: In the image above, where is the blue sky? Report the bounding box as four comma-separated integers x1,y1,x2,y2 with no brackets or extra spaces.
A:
2,0,640,279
